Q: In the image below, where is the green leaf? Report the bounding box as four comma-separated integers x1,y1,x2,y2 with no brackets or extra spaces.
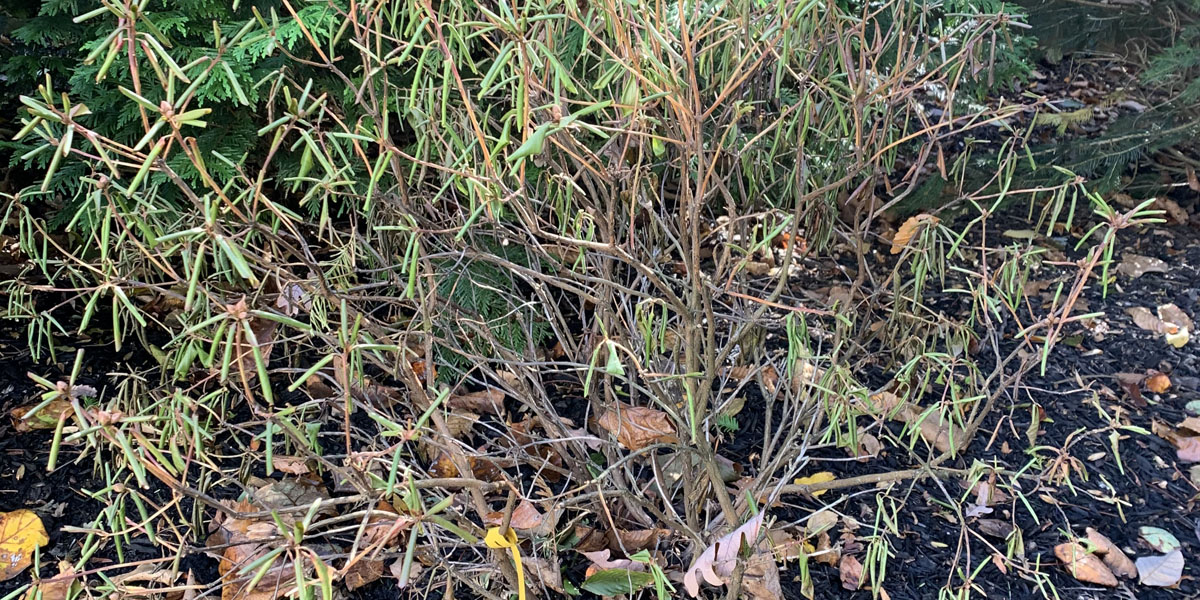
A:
1138,527,1181,553
580,569,654,596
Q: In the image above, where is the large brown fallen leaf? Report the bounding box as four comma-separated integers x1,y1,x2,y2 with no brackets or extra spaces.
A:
1136,549,1184,587
9,399,73,432
1115,254,1169,279
1128,305,1192,348
1085,528,1136,579
1054,542,1117,586
742,552,783,600
24,562,74,600
524,556,565,594
890,214,939,254
839,554,863,590
867,392,963,453
206,501,302,600
446,389,505,415
344,559,383,591
683,513,765,596
0,510,49,581
596,402,678,451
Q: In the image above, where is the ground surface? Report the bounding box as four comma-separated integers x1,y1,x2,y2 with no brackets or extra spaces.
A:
2,194,1198,600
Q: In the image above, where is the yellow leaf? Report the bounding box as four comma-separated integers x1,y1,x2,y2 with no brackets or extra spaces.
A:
0,510,49,581
890,214,939,254
793,472,836,497
485,528,526,600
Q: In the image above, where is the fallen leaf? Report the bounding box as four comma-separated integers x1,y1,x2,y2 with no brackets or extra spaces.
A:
344,559,383,591
615,528,670,552
742,552,783,600
866,392,963,453
1139,527,1181,553
683,513,765,596
24,562,74,600
580,549,645,574
793,472,836,498
1085,528,1136,578
446,389,505,415
977,520,1015,539
9,399,73,432
1136,550,1184,587
362,502,414,548
272,456,311,475
524,556,564,594
1145,371,1172,394
1115,254,1169,278
1154,197,1189,224
1054,542,1117,586
581,568,654,596
596,402,678,451
839,554,863,590
890,214,939,254
251,478,332,525
1128,307,1168,334
485,500,551,535
0,510,49,581
1159,304,1193,347
804,510,838,538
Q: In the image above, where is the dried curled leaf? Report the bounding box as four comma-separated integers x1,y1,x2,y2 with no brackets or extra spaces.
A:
839,554,863,590
1054,542,1117,587
1085,528,1136,579
890,214,939,254
683,513,765,596
596,402,678,451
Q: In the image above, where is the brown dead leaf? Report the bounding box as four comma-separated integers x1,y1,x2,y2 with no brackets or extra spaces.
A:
839,554,863,590
1128,307,1168,334
1154,197,1189,225
344,559,384,591
596,402,678,451
272,456,311,475
1085,528,1136,579
524,556,565,594
1054,542,1117,586
362,502,414,548
232,307,277,385
866,392,963,452
1189,167,1200,193
25,562,74,600
890,214,939,254
1116,254,1169,279
977,520,1014,539
0,510,49,581
742,552,783,600
446,389,505,415
9,399,73,432
1176,436,1200,463
615,528,670,552
1145,371,1172,394
251,478,331,523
